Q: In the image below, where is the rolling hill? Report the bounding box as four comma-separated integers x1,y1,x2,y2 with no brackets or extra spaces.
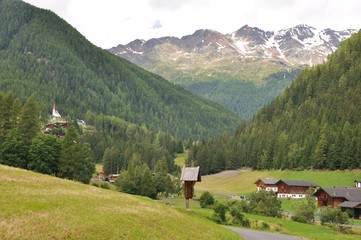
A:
0,0,240,140
0,164,239,239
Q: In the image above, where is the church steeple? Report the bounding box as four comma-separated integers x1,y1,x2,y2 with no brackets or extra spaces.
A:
51,103,61,119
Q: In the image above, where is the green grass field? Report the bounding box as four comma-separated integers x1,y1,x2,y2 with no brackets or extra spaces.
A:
197,169,361,195
174,150,188,167
0,164,240,240
158,195,361,240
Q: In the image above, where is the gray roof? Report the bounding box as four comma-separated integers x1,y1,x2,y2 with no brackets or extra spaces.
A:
281,179,319,187
338,201,361,208
258,178,280,184
180,167,201,182
317,187,361,202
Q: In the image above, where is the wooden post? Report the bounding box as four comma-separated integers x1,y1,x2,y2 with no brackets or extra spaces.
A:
186,199,190,210
180,167,201,211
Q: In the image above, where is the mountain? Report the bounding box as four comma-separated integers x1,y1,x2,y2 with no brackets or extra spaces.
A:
0,0,240,140
109,25,356,118
188,29,361,175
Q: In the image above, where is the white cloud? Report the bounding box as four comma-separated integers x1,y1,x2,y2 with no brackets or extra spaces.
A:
23,0,361,48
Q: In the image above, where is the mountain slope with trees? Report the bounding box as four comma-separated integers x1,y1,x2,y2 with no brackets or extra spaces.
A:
188,29,361,174
0,0,240,140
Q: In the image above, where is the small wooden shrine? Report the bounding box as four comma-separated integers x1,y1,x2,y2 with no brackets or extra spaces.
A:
180,166,201,210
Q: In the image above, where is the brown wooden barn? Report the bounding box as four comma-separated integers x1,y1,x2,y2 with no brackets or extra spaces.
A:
314,187,361,219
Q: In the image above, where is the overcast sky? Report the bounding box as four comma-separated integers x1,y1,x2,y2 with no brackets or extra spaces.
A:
23,0,361,49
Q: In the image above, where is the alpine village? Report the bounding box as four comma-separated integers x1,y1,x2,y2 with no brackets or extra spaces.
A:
2,0,361,239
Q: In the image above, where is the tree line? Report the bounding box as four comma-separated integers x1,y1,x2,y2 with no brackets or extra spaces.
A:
188,30,361,175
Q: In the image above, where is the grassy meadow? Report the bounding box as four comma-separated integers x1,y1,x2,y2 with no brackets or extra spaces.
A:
197,169,361,195
0,164,240,240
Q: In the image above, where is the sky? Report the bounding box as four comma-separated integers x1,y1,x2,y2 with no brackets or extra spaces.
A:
23,0,361,49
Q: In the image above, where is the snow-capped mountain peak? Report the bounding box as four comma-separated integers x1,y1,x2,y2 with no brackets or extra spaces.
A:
108,25,357,76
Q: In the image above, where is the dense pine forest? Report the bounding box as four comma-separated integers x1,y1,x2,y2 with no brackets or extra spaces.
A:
188,30,361,174
0,0,240,140
182,69,301,119
0,92,183,187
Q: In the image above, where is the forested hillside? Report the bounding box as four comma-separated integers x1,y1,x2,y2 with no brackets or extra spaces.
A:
188,30,361,174
0,0,240,140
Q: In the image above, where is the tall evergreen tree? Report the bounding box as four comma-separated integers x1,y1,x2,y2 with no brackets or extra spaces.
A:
58,125,94,183
0,128,27,168
18,95,41,147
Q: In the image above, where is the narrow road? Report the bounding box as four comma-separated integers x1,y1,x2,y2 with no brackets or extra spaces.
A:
227,227,304,240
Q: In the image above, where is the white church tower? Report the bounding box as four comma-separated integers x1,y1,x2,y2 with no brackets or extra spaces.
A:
51,103,61,119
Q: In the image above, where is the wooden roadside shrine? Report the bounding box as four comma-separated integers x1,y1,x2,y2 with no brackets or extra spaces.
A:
180,166,201,210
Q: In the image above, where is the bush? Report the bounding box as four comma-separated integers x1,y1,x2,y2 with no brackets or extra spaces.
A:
213,202,228,223
199,191,215,208
291,214,308,223
248,190,282,218
230,207,250,227
320,207,350,232
291,187,316,224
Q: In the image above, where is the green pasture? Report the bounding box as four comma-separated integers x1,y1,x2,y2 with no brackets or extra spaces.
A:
197,169,361,195
0,164,240,240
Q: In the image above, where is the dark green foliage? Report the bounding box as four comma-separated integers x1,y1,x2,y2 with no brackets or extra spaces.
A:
0,93,94,183
115,153,156,198
0,128,27,168
154,157,174,197
57,126,95,184
291,188,317,224
0,0,240,140
247,191,282,218
28,134,61,174
18,95,41,147
320,207,350,232
199,191,215,208
84,112,180,175
184,70,301,119
229,208,250,227
212,202,229,223
190,30,361,173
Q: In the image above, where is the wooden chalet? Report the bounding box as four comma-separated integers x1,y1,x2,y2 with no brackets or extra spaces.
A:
255,178,318,199
254,178,280,192
108,174,120,183
315,187,361,219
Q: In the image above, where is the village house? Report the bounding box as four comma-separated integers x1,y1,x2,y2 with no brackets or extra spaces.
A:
314,181,361,219
91,172,106,181
108,174,120,183
254,178,319,199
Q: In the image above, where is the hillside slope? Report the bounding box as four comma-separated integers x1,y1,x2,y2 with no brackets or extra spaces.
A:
0,164,239,240
109,25,356,118
0,0,240,140
188,29,361,174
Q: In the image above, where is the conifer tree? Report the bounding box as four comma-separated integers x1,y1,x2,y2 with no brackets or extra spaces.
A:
18,95,41,147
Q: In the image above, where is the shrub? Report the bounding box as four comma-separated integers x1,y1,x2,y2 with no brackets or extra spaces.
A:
320,207,350,232
248,190,282,218
199,191,215,208
213,202,228,223
229,207,250,227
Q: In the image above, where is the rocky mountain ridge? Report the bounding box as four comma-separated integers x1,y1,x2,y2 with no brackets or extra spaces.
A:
108,25,357,119
109,25,356,80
